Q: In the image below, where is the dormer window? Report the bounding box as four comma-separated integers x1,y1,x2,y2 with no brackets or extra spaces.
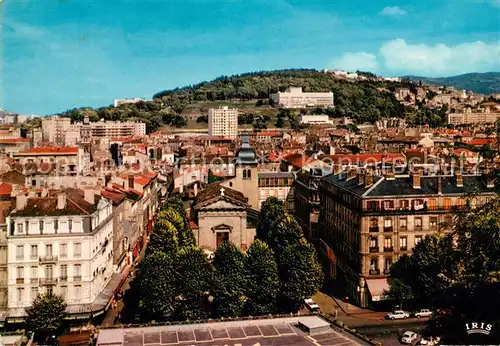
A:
17,223,24,234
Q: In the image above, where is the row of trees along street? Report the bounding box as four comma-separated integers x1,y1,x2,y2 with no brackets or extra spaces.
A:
385,196,500,345
132,196,323,321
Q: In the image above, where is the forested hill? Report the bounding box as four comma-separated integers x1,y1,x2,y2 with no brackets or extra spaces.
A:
57,69,445,132
406,72,500,94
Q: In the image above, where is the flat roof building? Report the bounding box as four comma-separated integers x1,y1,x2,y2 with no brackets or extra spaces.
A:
270,87,334,109
208,106,238,139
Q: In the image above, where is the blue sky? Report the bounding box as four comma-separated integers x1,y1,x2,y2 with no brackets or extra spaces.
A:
2,0,499,115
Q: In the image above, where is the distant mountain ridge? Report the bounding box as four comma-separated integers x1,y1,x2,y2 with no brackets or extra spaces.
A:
405,72,500,95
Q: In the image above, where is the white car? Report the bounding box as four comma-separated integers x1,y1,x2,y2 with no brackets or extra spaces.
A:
303,298,320,312
401,331,419,344
386,310,410,320
414,309,433,318
419,336,440,345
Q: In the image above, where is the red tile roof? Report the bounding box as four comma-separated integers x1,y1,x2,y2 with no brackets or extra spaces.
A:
320,153,405,164
0,184,12,195
256,131,281,137
15,146,78,155
0,138,30,144
101,189,125,205
467,138,497,146
189,220,199,229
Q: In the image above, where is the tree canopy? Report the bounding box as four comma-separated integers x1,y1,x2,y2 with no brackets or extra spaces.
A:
26,293,66,341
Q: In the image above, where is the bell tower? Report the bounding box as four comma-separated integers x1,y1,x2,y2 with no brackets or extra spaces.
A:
233,133,259,210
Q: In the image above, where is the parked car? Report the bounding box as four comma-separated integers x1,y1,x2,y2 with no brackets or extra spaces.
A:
401,331,419,344
419,336,440,345
303,298,320,312
386,310,410,320
414,308,433,318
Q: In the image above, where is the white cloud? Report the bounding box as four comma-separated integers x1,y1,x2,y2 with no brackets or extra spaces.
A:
380,6,407,16
330,52,379,73
379,39,500,76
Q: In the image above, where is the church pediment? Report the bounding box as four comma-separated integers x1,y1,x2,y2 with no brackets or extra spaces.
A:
198,198,247,210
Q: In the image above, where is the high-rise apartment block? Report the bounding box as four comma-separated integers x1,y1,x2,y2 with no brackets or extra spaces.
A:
270,87,334,109
208,107,239,139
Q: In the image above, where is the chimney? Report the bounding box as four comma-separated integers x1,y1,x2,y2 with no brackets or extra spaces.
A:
347,167,357,181
412,171,421,189
16,194,27,210
456,173,463,187
57,193,67,210
357,171,365,186
128,174,135,190
437,176,443,195
84,189,95,204
365,170,374,187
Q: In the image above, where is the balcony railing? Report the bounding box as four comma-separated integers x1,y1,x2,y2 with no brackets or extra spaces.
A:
39,255,58,263
16,278,24,284
383,247,394,252
30,278,38,284
73,276,82,282
369,226,379,233
369,269,380,275
383,226,393,233
60,276,68,282
400,246,408,251
39,278,58,285
369,247,379,253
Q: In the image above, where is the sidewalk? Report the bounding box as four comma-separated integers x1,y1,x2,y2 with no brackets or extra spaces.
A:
312,291,389,328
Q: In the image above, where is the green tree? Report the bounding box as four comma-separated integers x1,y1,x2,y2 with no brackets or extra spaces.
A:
277,239,323,312
175,246,214,320
384,278,413,310
267,214,304,255
146,215,179,256
244,240,279,315
137,251,178,320
256,197,285,243
212,242,246,317
26,293,66,341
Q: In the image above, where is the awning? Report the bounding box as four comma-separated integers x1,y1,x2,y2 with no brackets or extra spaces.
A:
365,278,391,302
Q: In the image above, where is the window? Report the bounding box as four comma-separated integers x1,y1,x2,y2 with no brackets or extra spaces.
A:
383,219,393,232
383,200,394,209
54,220,59,232
16,223,24,234
16,266,24,284
45,265,53,280
369,218,378,232
399,218,407,230
31,179,36,186
16,245,24,260
30,287,38,301
46,286,53,295
46,244,52,257
415,217,423,229
384,237,393,250
243,170,247,179
30,245,38,260
60,265,68,281
16,288,24,302
60,286,67,299
369,237,377,249
370,258,378,270
74,264,82,281
60,244,67,258
385,258,392,272
68,220,73,231
216,232,229,248
399,200,410,209
415,235,423,245
74,285,82,299
400,237,407,251
74,243,81,258
39,220,44,233
430,216,438,229
25,221,29,233
30,266,38,283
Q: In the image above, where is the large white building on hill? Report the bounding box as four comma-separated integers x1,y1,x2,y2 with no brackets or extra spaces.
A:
270,87,334,109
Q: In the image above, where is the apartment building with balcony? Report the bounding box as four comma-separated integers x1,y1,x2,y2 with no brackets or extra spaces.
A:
318,167,496,308
208,107,238,139
12,146,84,175
42,117,71,146
270,87,334,109
6,189,113,321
